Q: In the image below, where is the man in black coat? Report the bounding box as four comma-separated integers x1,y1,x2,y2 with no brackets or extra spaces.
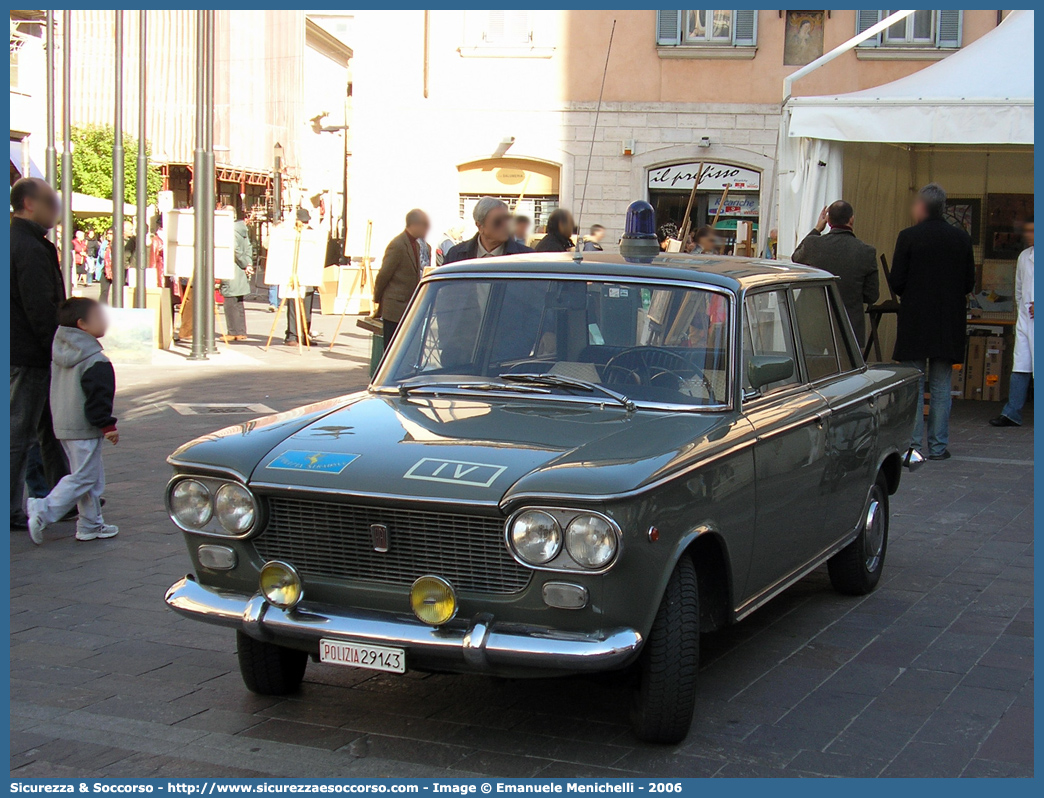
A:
792,200,878,349
443,197,532,264
10,178,69,527
890,183,975,461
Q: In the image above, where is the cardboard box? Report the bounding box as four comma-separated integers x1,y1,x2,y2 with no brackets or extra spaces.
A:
983,335,1006,401
950,363,965,399
964,334,988,400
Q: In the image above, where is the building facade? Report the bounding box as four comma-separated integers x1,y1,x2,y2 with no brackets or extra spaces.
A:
346,9,1003,258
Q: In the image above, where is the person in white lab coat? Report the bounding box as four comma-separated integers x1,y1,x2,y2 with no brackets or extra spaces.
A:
991,218,1034,426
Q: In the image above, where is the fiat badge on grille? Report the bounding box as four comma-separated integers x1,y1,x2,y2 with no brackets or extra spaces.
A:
370,523,390,553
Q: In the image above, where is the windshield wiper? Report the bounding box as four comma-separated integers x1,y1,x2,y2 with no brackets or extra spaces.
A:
394,380,549,398
501,373,635,413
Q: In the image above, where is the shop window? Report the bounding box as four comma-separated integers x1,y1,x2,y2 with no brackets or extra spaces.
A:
856,10,962,50
656,9,757,55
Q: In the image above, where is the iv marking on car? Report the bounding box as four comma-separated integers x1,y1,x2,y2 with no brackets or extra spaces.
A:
403,458,507,488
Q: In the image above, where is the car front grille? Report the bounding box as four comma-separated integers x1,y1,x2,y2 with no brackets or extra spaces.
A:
254,496,531,595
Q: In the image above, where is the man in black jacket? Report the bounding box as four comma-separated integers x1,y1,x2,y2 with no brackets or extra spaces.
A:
10,178,68,527
443,198,532,264
890,183,975,461
792,200,878,349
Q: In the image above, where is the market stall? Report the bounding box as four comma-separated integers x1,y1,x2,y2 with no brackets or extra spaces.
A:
776,10,1034,379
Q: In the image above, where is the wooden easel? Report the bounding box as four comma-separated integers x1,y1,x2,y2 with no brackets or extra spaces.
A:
264,221,311,354
677,161,705,245
329,219,375,351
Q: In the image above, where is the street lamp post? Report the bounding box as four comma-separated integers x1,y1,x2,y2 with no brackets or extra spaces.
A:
272,142,283,222
203,9,217,354
189,9,207,360
60,10,73,293
135,10,148,309
44,11,56,244
112,10,125,309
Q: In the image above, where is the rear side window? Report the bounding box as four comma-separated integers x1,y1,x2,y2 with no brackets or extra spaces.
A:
744,291,799,392
792,285,841,382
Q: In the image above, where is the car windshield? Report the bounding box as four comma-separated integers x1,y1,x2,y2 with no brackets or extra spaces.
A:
374,277,731,408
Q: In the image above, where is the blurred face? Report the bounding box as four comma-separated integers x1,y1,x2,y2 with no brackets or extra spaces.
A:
75,230,85,240
478,205,512,247
106,230,113,242
1023,222,1034,247
20,182,60,229
514,219,530,240
590,228,605,243
78,304,108,338
911,198,928,224
697,233,716,252
406,212,430,240
558,212,575,238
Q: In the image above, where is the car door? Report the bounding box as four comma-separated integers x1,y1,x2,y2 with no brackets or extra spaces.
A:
740,289,831,605
792,282,878,547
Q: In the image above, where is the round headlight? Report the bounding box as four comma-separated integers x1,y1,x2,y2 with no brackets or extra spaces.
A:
566,514,618,569
170,479,212,529
510,510,562,565
259,561,303,609
215,483,256,534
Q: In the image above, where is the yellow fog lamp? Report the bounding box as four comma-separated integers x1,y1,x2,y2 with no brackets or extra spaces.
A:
410,575,457,626
259,561,303,610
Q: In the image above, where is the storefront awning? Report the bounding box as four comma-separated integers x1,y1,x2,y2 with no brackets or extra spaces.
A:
9,140,44,179
787,10,1033,145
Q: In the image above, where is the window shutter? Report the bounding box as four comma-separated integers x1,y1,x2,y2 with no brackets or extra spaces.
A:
856,9,883,47
482,11,531,44
732,9,757,46
656,10,681,45
935,10,962,48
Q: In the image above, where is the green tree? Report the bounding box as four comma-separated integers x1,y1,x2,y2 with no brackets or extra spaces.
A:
56,124,163,235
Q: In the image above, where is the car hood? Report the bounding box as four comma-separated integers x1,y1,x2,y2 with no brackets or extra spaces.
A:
171,392,743,507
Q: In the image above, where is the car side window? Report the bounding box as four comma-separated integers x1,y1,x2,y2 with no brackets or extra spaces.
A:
792,285,841,382
744,291,799,392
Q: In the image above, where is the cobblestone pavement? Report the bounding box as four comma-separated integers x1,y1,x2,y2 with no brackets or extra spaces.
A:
9,302,1034,777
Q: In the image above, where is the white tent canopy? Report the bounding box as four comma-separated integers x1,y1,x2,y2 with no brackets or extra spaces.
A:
788,10,1033,145
59,191,140,219
777,10,1034,257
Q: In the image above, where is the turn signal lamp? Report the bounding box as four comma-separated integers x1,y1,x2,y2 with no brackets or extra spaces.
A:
620,200,660,260
410,575,457,626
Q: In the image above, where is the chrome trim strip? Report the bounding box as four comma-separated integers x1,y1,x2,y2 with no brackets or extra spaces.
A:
503,507,622,575
733,529,859,622
167,458,249,483
248,482,503,511
164,576,642,672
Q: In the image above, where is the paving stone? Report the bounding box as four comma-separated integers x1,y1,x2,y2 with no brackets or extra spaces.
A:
8,334,1033,778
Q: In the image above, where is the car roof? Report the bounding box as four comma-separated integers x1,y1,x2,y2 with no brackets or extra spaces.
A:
430,251,835,292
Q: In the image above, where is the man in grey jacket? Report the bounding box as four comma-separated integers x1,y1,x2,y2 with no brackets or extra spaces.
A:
792,200,879,349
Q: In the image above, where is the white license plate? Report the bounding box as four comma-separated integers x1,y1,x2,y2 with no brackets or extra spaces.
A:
319,639,406,674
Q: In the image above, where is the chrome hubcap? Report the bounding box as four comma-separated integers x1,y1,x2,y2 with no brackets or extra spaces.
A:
863,493,884,571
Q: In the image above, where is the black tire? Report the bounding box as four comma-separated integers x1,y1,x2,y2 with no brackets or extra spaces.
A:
630,555,699,744
828,474,890,596
236,631,308,695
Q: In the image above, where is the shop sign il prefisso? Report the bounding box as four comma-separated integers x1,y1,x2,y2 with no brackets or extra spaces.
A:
648,163,761,192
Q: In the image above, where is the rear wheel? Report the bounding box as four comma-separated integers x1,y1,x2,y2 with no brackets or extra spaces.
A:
828,474,889,596
236,631,308,695
630,555,699,744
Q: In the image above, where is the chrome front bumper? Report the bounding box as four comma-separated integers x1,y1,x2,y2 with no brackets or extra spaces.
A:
164,575,643,674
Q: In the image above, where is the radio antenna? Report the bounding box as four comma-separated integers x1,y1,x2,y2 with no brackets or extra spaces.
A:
574,18,616,262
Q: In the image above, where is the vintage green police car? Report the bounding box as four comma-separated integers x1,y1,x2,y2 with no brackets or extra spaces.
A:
165,234,922,743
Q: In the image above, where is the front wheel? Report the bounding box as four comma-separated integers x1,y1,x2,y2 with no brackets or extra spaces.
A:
828,474,889,596
630,555,699,744
236,631,308,695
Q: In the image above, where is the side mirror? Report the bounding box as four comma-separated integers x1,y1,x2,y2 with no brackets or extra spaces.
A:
748,355,794,391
